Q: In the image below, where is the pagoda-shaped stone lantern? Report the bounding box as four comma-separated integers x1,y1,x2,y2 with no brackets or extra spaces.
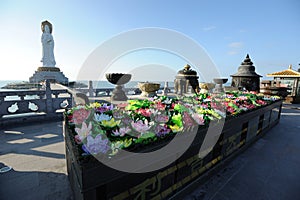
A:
231,54,262,92
174,64,199,95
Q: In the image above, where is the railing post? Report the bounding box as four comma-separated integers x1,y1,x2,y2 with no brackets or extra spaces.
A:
45,79,54,115
0,96,4,119
162,81,169,96
89,80,94,97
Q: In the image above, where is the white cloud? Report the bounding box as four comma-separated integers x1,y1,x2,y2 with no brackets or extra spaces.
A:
228,42,243,48
202,26,216,31
227,42,244,56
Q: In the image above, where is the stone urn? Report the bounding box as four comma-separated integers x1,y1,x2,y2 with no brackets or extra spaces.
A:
213,78,228,93
138,82,160,97
199,82,215,93
106,73,131,101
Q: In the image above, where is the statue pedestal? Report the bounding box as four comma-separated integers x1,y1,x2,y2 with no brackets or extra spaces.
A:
29,67,68,85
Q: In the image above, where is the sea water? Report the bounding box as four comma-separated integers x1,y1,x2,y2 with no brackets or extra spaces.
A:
0,80,174,90
0,80,232,91
77,80,174,89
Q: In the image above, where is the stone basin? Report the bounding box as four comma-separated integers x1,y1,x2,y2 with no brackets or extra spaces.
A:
105,73,131,85
213,78,228,84
105,73,132,101
199,83,216,90
199,82,216,93
138,82,160,97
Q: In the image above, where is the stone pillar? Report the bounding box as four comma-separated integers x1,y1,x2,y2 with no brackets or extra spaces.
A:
0,96,4,118
179,79,184,95
45,79,53,115
88,80,94,97
162,81,169,96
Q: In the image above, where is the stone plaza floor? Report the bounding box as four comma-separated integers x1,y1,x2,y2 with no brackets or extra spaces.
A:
0,103,300,200
0,121,73,200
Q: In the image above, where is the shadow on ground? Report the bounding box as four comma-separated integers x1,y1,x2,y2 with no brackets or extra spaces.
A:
0,162,73,200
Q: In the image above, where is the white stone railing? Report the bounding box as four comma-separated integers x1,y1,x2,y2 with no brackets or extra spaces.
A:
68,80,174,98
0,80,72,127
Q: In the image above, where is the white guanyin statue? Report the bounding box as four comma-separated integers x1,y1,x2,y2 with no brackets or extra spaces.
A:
41,22,56,67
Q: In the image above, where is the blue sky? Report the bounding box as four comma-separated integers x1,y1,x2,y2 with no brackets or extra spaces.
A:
0,0,299,82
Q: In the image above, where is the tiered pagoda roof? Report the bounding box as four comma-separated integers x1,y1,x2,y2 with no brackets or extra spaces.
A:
267,65,300,77
231,54,262,77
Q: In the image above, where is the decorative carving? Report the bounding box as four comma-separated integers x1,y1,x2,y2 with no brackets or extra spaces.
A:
28,102,39,111
8,103,19,113
60,99,69,108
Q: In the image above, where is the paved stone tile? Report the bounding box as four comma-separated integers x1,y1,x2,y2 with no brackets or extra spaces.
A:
0,169,72,200
184,105,300,200
0,121,72,200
